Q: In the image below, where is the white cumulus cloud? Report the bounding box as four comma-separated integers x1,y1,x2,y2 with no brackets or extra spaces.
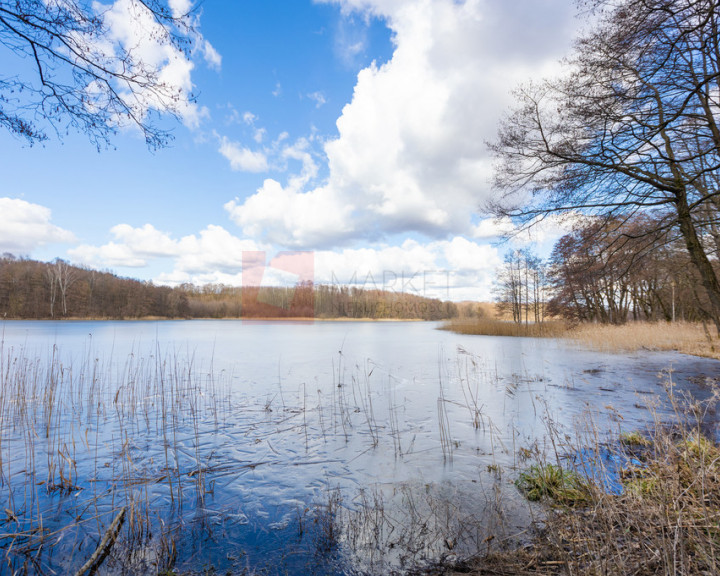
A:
168,0,192,18
307,91,327,108
218,137,269,172
201,40,222,70
226,0,575,248
67,219,501,300
69,223,265,281
314,237,502,300
225,180,354,248
69,223,179,267
0,198,76,255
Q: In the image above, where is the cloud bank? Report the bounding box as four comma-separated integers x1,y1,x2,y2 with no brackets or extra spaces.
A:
224,0,576,248
68,222,502,300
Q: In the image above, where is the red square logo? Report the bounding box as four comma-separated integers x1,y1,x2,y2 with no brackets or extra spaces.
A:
241,251,314,319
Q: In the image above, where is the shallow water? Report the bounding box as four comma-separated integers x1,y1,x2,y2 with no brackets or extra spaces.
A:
0,320,718,574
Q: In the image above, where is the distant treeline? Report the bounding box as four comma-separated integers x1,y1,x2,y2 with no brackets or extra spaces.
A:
494,214,719,326
0,255,458,320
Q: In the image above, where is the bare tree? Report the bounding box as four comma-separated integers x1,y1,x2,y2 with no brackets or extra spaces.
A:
489,0,720,330
494,248,548,325
46,264,57,318
0,0,198,149
53,258,75,316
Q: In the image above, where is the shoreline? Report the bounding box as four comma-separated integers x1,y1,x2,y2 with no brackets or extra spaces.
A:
441,318,720,361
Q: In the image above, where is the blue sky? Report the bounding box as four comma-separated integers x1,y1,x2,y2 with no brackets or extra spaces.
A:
0,0,579,301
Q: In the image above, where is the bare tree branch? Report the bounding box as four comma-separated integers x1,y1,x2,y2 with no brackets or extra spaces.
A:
0,0,201,149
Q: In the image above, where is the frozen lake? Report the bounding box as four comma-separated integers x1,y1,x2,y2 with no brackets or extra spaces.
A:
1,320,718,574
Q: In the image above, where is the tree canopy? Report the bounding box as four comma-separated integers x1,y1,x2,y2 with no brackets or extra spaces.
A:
490,0,720,329
0,0,197,148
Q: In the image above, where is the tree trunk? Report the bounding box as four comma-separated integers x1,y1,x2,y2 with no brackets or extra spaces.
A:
675,189,720,333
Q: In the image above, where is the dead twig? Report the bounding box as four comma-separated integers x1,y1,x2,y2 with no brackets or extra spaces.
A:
73,506,126,576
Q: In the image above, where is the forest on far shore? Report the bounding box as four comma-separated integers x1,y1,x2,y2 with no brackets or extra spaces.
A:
0,255,458,321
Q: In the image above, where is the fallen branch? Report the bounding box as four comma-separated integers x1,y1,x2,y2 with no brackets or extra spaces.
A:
74,506,126,576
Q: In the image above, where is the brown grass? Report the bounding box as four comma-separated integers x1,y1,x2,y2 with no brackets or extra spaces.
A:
447,385,720,576
478,301,504,318
440,318,568,338
443,307,720,360
567,321,720,360
442,301,567,338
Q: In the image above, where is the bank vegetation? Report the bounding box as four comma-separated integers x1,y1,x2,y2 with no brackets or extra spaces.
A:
447,385,720,576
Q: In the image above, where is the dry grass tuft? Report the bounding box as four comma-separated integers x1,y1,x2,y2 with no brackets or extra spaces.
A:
538,427,720,575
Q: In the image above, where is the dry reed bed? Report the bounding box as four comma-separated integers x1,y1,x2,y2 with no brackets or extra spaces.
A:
568,320,720,360
443,315,720,360
440,319,568,338
0,343,235,574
